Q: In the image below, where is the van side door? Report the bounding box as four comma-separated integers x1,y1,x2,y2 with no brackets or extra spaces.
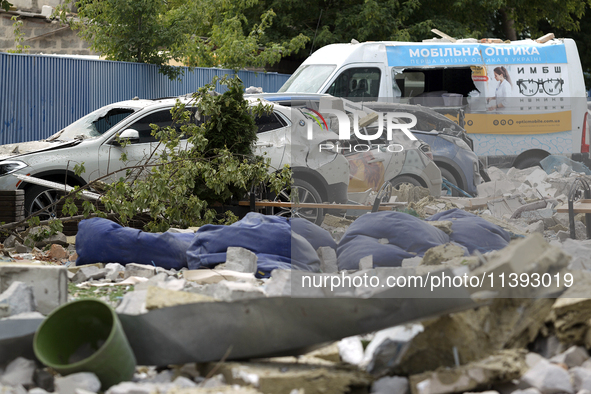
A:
323,65,386,101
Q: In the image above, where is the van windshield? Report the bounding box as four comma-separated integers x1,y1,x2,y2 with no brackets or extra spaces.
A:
278,65,336,93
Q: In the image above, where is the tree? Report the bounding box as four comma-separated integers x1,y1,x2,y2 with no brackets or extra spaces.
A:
243,0,591,70
58,0,308,79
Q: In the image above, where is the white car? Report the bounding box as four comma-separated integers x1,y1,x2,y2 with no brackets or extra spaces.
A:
0,97,349,225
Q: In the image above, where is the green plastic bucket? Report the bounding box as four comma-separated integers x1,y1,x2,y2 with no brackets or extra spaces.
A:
33,299,136,389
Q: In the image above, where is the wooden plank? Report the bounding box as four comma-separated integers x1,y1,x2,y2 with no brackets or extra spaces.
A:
556,201,591,214
237,201,405,211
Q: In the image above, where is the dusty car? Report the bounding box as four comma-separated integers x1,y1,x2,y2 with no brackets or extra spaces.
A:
0,97,349,225
246,93,443,196
362,102,488,196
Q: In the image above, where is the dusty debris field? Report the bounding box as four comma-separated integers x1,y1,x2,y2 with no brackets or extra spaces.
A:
2,164,591,394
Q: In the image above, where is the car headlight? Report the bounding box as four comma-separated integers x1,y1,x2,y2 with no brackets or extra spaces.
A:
0,160,28,176
440,134,472,151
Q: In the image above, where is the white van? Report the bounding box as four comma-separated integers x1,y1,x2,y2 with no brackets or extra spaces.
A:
279,38,589,169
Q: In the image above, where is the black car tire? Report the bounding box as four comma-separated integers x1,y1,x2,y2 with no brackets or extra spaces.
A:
273,179,324,225
390,175,422,189
24,185,59,220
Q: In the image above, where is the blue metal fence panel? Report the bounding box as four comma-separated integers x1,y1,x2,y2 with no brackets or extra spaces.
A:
0,53,290,145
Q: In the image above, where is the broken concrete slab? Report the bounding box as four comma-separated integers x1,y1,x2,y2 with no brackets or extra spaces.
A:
183,270,257,285
46,244,69,260
569,366,591,392
526,220,545,234
215,247,257,274
200,281,265,302
0,263,66,315
551,274,591,345
27,227,68,248
409,349,528,394
105,263,125,282
338,336,364,366
359,255,373,270
124,263,156,279
0,282,35,318
199,362,372,394
145,287,215,310
71,266,108,284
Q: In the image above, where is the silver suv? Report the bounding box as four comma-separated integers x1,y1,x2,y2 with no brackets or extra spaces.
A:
0,97,349,224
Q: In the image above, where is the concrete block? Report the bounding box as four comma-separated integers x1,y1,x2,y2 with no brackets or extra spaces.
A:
215,247,257,274
105,263,125,281
421,243,465,265
54,373,101,394
71,266,107,284
28,227,68,247
317,247,338,273
371,376,409,394
0,281,35,317
359,255,373,270
0,357,36,387
201,281,265,302
124,263,156,279
0,263,67,315
520,359,574,394
550,346,589,368
526,220,545,234
338,336,363,366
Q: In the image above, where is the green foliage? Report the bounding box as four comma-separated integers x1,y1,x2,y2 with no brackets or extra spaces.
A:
57,0,307,79
99,75,291,232
6,16,30,54
23,219,64,248
1,0,12,12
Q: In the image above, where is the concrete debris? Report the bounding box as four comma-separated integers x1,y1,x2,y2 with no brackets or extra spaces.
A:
200,281,265,302
409,349,528,394
520,358,574,394
123,263,156,279
338,336,364,366
46,244,69,260
420,243,465,265
105,263,125,281
426,220,453,234
551,275,591,345
71,266,107,284
408,196,460,218
145,286,215,310
200,362,372,394
549,345,589,368
27,227,68,248
54,373,101,394
321,214,353,242
391,183,431,203
0,282,35,318
215,247,258,273
526,220,545,234
0,357,36,387
371,376,409,394
183,270,258,285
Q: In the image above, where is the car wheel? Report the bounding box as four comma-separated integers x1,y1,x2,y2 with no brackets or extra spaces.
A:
24,185,59,220
440,168,461,197
390,175,422,190
273,179,324,225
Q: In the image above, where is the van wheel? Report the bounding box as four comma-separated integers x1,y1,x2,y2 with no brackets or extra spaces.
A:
514,157,543,169
25,185,59,220
273,179,324,225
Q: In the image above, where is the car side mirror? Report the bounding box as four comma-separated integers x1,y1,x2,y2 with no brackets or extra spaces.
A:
112,129,140,145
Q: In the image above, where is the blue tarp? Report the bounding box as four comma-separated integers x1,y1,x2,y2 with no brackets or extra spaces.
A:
76,218,195,270
337,211,450,270
425,209,511,253
186,213,322,277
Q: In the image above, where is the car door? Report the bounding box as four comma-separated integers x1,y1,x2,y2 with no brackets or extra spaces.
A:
254,110,290,171
97,109,175,183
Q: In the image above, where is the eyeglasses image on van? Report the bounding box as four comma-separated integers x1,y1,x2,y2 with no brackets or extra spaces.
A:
516,78,564,96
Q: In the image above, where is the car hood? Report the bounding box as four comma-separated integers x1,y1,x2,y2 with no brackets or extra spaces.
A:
0,140,80,161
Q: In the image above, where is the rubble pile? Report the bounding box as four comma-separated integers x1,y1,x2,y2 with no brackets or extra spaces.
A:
2,164,591,394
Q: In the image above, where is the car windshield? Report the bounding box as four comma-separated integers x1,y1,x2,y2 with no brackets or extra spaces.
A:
47,107,136,141
278,65,336,93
